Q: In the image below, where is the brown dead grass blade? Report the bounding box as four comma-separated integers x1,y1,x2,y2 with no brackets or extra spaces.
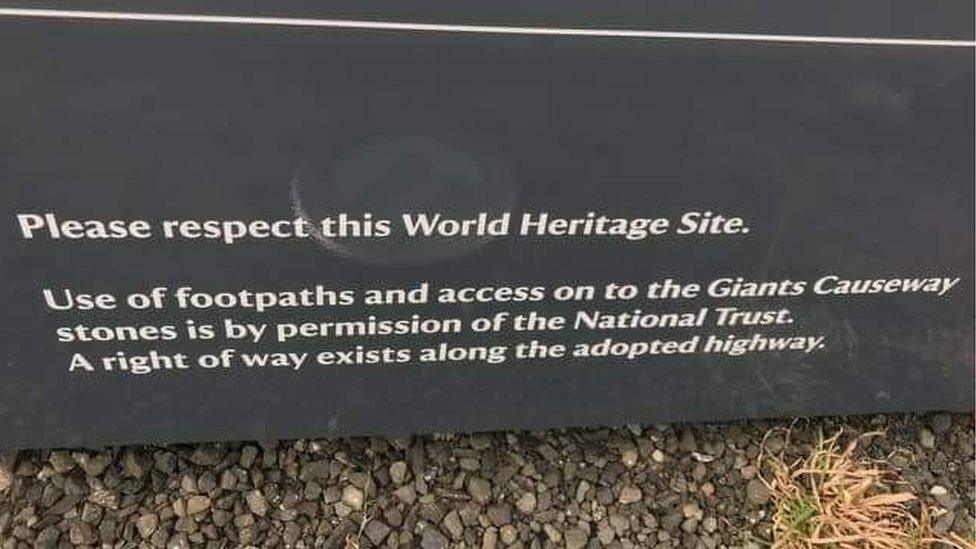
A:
758,428,975,549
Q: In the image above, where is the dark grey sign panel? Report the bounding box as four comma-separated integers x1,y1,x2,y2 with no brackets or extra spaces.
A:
0,2,973,448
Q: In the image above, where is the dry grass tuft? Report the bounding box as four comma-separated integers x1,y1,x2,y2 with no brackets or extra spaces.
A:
758,428,974,549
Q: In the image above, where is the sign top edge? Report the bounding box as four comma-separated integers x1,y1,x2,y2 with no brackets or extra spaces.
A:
0,0,973,42
0,7,974,47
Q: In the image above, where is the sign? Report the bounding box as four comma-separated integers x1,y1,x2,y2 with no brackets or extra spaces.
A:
1,1,973,448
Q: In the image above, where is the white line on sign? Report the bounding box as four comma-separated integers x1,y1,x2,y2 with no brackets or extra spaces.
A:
0,7,973,47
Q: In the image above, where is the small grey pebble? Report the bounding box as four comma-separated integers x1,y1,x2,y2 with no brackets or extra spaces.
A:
746,479,770,506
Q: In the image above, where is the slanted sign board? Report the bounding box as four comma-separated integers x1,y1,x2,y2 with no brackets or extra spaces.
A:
0,1,973,448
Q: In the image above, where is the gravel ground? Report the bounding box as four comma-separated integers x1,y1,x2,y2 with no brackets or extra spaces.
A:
1,413,973,548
